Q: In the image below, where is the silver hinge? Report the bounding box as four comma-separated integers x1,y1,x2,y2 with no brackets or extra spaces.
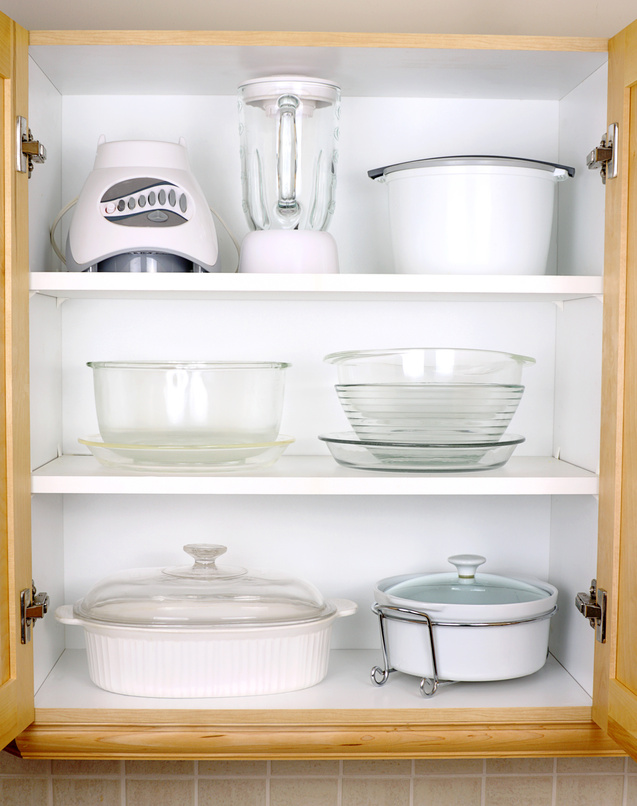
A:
575,578,607,643
586,123,618,184
20,582,50,644
16,116,47,177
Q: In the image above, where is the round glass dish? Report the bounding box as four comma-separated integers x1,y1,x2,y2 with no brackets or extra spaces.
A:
335,383,524,443
324,348,535,386
318,432,525,472
71,544,336,629
78,434,294,473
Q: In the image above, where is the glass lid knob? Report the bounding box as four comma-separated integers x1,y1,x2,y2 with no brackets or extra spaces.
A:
448,554,486,580
164,544,246,579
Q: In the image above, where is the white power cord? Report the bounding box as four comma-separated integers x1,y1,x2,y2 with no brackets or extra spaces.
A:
49,198,241,272
49,197,77,265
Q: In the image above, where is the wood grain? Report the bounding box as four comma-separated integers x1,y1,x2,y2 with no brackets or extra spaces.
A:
15,717,624,759
0,13,34,751
27,30,609,53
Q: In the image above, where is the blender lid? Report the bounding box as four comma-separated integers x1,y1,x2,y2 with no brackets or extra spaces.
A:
378,555,555,607
368,155,576,180
73,544,335,629
239,75,340,106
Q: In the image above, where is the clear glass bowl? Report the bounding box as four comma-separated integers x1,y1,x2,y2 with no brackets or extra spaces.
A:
324,348,535,385
336,383,524,443
88,360,290,446
319,432,525,472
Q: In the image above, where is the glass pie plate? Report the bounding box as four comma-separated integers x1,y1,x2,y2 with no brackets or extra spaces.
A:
79,434,295,473
318,432,525,472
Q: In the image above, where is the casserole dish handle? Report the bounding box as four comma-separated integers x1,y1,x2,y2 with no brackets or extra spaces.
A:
331,598,358,618
55,604,83,625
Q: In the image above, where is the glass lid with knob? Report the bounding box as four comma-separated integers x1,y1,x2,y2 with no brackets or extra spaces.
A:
73,544,335,629
377,555,556,608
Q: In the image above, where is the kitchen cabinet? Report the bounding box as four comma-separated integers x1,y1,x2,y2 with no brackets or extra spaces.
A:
1,16,637,759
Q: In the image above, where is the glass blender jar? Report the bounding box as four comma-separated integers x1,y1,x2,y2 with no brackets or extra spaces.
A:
238,76,341,273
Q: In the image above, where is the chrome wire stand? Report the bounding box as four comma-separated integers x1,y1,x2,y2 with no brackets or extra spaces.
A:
370,603,454,697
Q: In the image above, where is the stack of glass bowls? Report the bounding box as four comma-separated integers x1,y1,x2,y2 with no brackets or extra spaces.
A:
320,348,534,472
80,360,294,472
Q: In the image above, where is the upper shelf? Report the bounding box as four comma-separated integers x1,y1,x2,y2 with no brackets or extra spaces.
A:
29,272,604,302
31,455,599,495
27,32,608,99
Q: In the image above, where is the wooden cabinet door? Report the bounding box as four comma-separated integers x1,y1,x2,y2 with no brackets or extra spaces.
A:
0,11,34,750
594,16,637,756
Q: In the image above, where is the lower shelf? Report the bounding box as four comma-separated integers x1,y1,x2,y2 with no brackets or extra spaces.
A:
17,650,624,759
35,649,591,712
17,648,625,759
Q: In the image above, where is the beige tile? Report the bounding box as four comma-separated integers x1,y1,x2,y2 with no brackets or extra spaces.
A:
0,778,49,806
272,760,340,776
485,775,553,806
198,759,268,776
627,776,637,805
125,759,195,775
414,776,482,806
342,759,411,776
270,777,339,806
556,756,626,773
628,757,637,774
415,758,483,775
555,774,624,805
198,778,267,806
52,759,121,775
125,778,195,805
342,777,411,806
486,757,554,774
0,750,50,775
52,778,121,806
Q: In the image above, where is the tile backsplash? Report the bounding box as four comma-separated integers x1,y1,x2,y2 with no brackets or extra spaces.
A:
1,752,636,805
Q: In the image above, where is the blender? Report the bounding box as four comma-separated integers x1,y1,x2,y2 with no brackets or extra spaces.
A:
237,76,341,273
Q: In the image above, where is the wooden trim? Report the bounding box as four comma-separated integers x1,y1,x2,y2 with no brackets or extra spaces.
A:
0,14,33,751
15,716,624,759
592,23,632,733
27,30,609,53
31,706,596,727
15,708,625,760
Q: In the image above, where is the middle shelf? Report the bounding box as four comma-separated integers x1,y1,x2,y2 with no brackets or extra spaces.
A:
31,455,598,495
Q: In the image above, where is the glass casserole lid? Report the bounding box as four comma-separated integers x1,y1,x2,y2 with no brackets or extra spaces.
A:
73,544,335,629
374,554,558,623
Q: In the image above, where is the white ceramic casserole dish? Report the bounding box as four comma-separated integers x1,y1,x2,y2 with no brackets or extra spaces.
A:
56,544,356,698
368,156,574,275
372,554,557,689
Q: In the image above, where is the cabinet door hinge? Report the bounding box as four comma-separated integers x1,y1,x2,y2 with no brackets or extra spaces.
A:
575,578,606,643
586,123,618,184
20,582,50,644
16,116,47,177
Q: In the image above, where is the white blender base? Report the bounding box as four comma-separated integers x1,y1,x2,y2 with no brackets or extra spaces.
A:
239,230,339,274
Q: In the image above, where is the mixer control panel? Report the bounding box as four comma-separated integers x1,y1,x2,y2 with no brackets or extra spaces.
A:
100,177,194,227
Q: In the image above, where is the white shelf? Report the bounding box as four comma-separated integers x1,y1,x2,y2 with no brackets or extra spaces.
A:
31,455,598,495
29,272,604,302
35,649,591,713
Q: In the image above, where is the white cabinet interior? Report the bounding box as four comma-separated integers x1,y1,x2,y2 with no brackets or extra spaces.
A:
26,37,608,720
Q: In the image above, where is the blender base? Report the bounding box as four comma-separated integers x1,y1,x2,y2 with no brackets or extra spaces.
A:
239,230,339,274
